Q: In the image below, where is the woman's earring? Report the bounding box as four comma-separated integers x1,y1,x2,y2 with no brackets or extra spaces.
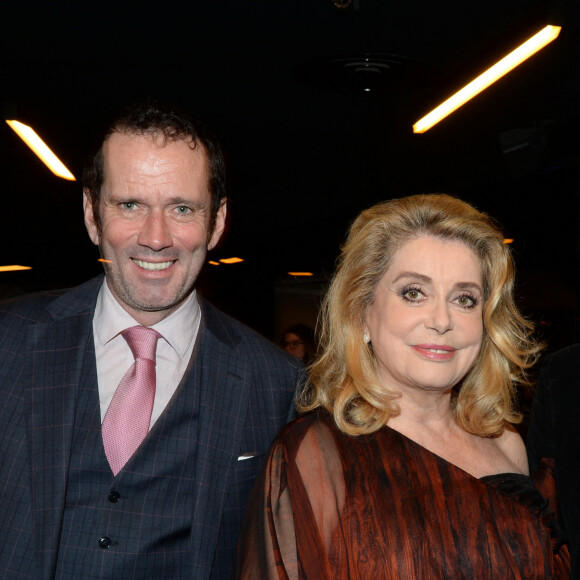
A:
363,333,370,344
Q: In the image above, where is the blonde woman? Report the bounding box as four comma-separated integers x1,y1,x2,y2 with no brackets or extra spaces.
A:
236,194,570,579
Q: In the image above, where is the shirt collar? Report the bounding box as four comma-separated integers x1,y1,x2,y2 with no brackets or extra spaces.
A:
94,280,200,359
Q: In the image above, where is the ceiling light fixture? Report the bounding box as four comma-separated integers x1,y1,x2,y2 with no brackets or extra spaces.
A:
287,272,314,277
332,0,352,8
0,265,32,272
219,257,244,264
413,25,561,134
6,120,76,180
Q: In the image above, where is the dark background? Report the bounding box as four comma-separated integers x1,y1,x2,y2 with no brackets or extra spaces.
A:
1,0,579,351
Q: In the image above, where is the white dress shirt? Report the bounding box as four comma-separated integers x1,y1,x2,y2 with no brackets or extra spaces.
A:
93,280,201,429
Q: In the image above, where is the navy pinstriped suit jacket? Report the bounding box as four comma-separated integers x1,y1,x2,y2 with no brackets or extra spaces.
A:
0,276,302,579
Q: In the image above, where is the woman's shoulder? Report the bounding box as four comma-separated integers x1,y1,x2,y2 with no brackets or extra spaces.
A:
274,409,339,447
266,409,349,472
494,426,529,475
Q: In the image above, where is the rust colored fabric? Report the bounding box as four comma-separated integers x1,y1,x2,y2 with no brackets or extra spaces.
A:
236,410,570,579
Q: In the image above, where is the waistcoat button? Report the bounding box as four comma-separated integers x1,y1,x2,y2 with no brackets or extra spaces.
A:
108,490,121,503
99,536,112,549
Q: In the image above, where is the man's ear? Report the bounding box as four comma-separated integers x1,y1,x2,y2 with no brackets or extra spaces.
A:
83,189,100,246
208,198,227,251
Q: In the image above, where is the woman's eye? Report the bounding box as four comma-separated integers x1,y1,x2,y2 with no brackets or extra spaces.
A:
455,295,476,308
402,287,423,302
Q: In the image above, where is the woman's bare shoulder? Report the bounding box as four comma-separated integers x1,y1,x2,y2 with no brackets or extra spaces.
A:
494,426,529,475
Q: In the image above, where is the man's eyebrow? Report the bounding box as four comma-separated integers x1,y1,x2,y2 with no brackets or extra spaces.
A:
107,194,206,210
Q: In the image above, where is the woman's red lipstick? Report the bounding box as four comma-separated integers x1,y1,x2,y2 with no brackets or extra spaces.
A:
411,344,456,361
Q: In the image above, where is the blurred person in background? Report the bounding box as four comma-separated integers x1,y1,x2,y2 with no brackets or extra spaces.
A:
528,344,580,575
282,322,317,365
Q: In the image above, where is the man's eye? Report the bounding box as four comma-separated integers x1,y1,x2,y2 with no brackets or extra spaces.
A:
176,206,191,215
121,202,137,210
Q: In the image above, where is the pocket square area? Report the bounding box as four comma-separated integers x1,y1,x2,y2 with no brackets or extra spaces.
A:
238,452,258,461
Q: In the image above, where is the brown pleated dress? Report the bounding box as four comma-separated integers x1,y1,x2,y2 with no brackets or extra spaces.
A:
236,410,570,579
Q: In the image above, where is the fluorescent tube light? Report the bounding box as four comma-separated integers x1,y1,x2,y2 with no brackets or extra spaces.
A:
219,257,244,264
0,265,32,272
6,120,76,180
413,25,561,134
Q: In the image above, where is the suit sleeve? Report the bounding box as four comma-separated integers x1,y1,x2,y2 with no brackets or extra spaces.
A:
286,367,307,424
235,439,300,580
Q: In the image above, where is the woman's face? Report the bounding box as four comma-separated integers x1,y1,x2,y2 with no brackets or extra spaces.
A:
283,332,306,361
364,235,484,397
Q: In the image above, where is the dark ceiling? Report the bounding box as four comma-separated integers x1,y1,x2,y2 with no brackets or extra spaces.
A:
1,0,579,341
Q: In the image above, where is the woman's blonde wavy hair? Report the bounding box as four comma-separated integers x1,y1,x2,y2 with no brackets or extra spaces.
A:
298,194,540,437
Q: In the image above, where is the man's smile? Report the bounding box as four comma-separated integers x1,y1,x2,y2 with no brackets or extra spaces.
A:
132,258,174,271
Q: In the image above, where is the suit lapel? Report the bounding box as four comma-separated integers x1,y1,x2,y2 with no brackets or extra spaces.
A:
26,278,100,578
188,301,252,572
25,281,253,577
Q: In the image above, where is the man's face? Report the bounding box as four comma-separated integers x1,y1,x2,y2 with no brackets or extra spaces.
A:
83,132,226,326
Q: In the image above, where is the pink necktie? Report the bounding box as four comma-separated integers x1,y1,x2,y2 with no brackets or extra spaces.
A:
102,325,162,475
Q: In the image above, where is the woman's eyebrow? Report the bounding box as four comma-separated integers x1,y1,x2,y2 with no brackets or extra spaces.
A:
391,273,483,293
391,271,431,284
455,281,483,293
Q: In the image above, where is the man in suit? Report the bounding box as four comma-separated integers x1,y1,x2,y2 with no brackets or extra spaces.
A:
527,344,580,575
0,101,302,579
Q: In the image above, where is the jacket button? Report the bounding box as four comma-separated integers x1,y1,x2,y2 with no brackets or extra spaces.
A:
108,490,121,503
99,537,112,549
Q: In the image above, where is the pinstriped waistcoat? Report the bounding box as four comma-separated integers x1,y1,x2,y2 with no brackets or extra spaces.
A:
54,351,201,579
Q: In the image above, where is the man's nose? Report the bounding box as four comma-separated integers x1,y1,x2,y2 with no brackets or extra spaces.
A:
137,211,173,251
